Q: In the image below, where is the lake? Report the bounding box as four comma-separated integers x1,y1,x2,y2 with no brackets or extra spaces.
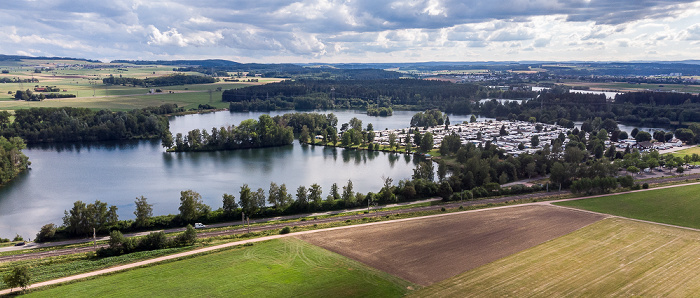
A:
0,110,475,239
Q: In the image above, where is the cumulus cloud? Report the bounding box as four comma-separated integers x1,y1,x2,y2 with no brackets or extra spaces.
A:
0,0,699,62
680,24,700,40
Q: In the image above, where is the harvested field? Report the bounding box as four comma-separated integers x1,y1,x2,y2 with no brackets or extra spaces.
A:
412,218,700,297
296,205,605,286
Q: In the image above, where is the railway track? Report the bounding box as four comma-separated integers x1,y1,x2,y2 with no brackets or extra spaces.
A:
0,190,566,263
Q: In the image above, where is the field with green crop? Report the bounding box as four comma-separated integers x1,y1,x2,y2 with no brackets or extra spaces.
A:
670,146,700,159
24,238,414,297
555,183,700,228
561,80,700,93
0,59,280,111
412,218,700,297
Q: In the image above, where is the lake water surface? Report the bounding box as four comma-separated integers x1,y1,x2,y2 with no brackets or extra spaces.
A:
0,110,474,239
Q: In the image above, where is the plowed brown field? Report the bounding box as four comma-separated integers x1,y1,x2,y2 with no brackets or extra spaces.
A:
296,205,605,286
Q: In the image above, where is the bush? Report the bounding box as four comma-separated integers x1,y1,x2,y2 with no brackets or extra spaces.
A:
631,184,642,190
35,223,57,243
175,225,197,245
280,226,291,234
441,207,446,212
617,175,635,188
137,231,168,251
471,187,488,198
3,265,31,291
12,234,23,242
642,183,649,189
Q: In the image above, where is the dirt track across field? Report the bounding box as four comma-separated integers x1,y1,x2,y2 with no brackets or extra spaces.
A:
296,205,605,286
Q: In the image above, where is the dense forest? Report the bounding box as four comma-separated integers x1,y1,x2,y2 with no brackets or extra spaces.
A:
0,136,30,186
224,79,535,112
463,87,700,129
102,73,217,87
0,106,173,143
163,114,294,152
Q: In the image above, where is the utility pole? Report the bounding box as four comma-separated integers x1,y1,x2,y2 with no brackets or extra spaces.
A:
93,228,97,250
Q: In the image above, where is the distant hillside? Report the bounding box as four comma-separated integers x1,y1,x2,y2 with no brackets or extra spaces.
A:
0,54,100,63
110,59,242,68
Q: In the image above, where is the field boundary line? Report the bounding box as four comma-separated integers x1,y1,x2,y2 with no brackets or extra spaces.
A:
0,204,545,295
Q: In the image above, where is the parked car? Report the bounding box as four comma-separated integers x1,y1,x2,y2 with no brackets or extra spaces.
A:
14,241,25,246
194,223,206,229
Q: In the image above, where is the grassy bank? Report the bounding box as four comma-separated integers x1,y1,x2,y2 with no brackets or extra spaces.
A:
555,182,700,228
23,238,414,297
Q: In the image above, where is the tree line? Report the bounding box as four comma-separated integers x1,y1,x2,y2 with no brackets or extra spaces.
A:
13,89,76,101
102,73,217,87
0,106,171,143
223,78,535,112
162,114,294,152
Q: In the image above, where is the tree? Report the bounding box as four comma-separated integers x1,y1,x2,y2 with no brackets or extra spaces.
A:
437,181,453,200
388,132,397,150
239,184,259,216
296,186,308,206
133,196,153,228
413,161,435,181
631,128,639,138
420,132,433,152
619,131,629,140
378,176,396,203
251,188,267,214
367,130,375,143
328,183,340,201
437,160,448,181
0,110,10,128
470,115,477,123
268,182,281,207
161,132,174,148
222,193,237,217
549,162,568,186
342,179,355,205
309,183,323,204
178,190,209,222
597,129,609,142
35,223,57,242
440,133,461,155
63,200,119,236
525,162,537,179
349,117,363,131
3,265,31,291
278,184,293,207
299,125,310,144
63,201,88,236
500,125,508,136
674,128,695,144
635,131,652,143
531,135,540,147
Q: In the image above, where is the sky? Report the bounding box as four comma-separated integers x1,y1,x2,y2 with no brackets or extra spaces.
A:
1,0,700,63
